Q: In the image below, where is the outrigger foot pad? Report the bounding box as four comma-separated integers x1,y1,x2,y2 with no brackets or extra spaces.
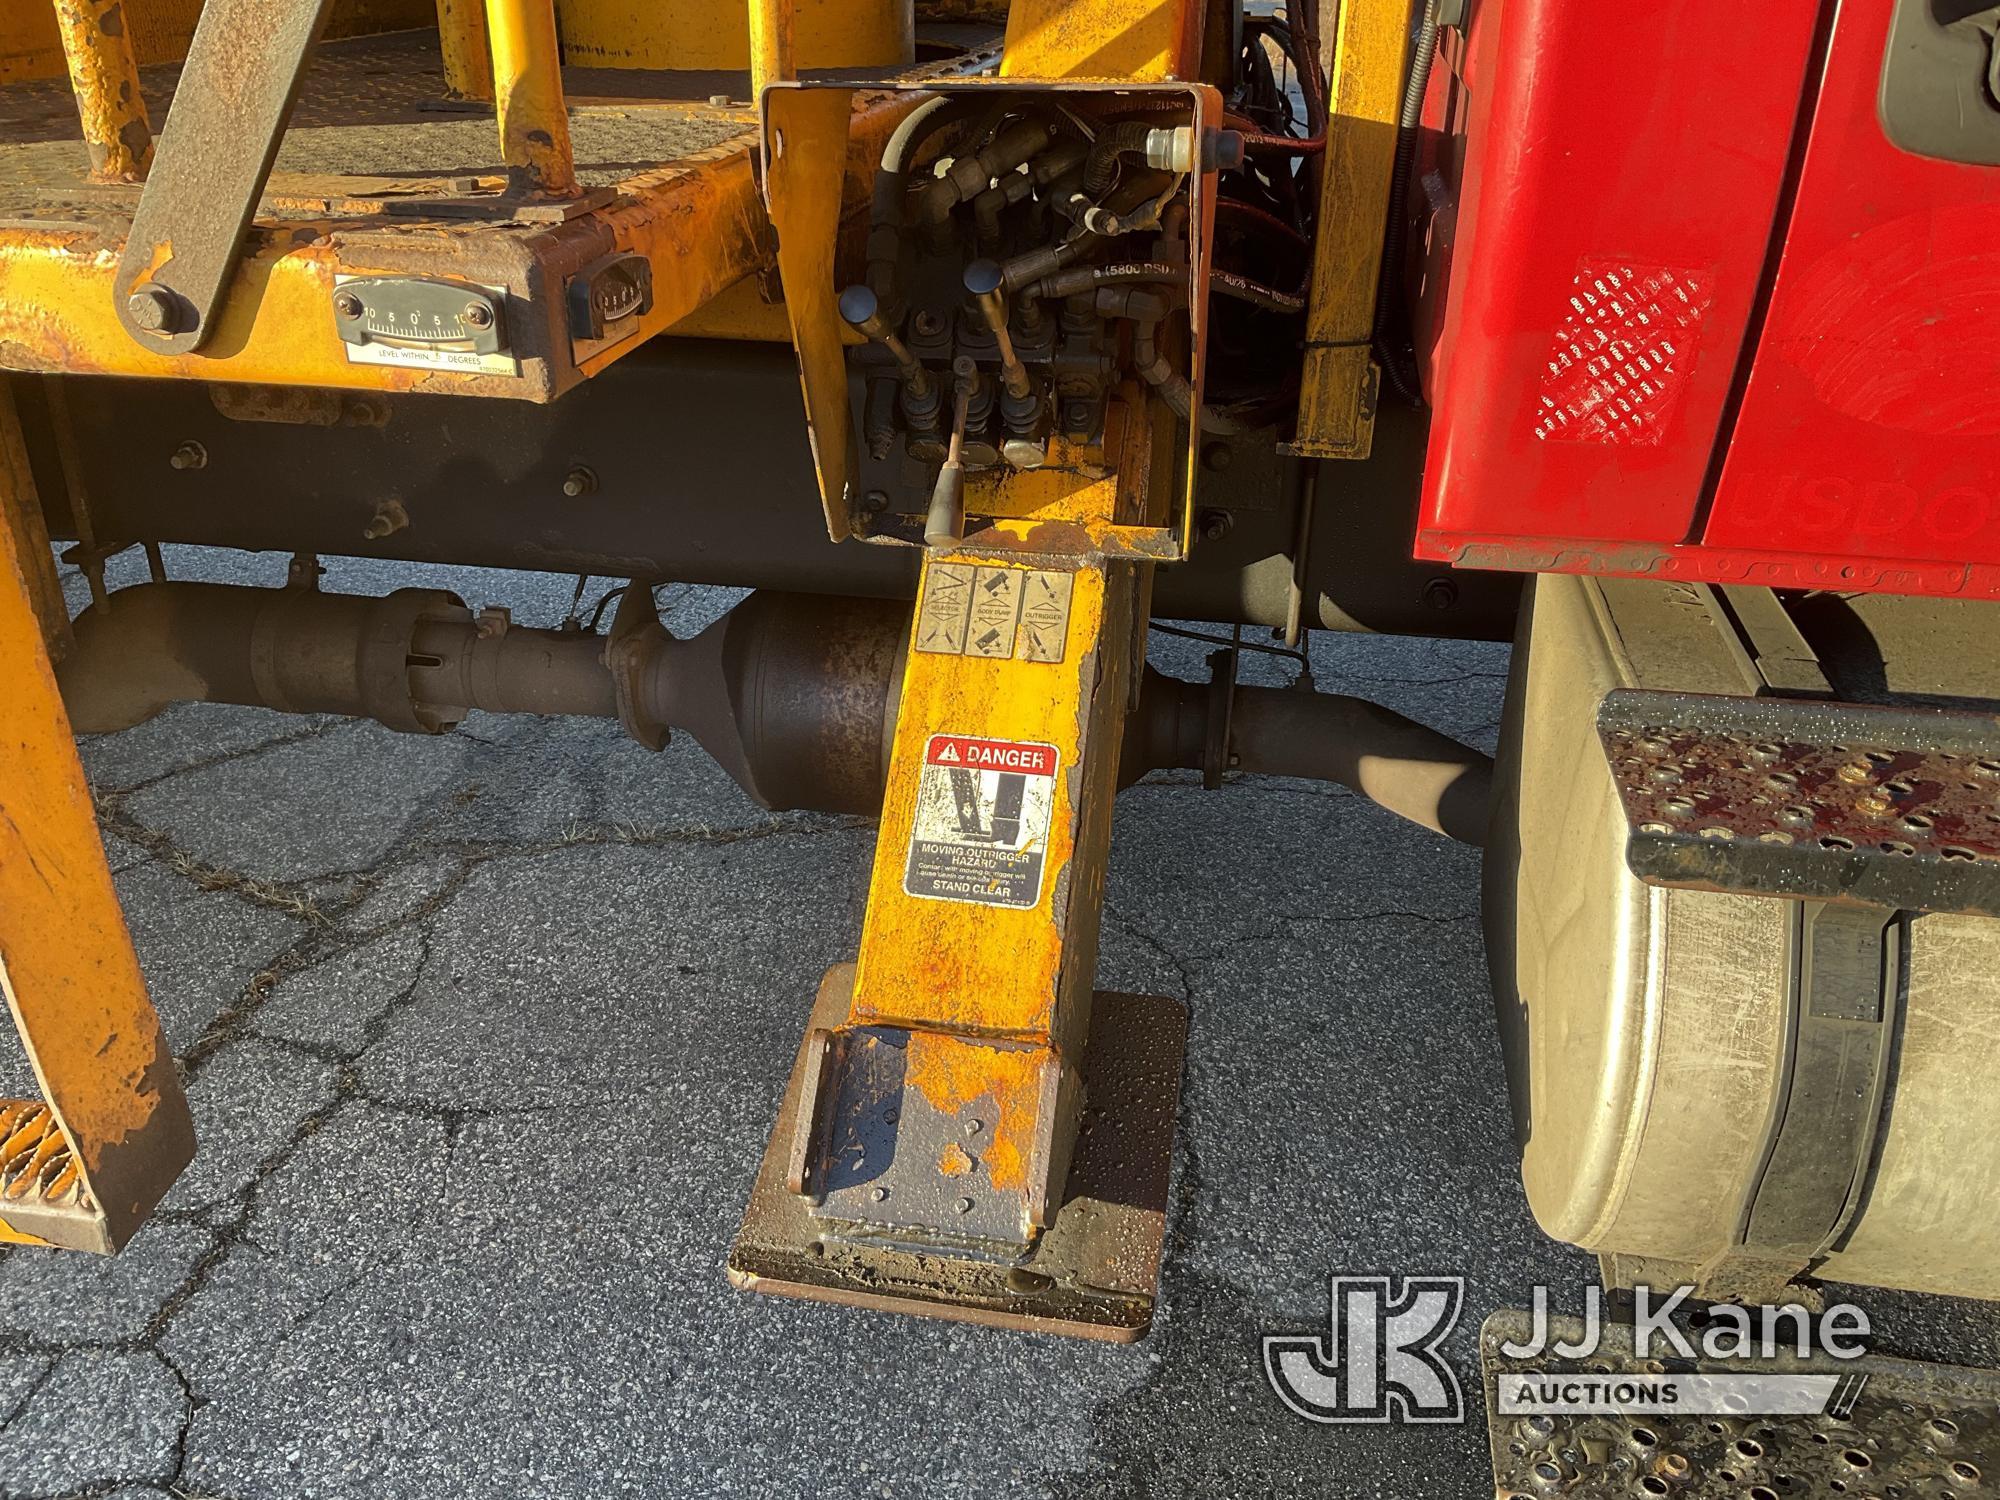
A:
728,965,1187,1342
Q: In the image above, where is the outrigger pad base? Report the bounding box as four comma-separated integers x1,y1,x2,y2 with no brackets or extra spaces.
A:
728,965,1187,1342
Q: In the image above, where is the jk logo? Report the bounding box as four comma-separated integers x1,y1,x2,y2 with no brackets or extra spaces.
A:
1263,1276,1467,1424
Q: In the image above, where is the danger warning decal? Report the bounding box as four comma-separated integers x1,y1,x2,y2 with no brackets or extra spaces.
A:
903,735,1060,909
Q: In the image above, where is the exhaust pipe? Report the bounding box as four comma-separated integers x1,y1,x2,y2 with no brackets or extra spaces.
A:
59,582,905,816
60,583,1491,840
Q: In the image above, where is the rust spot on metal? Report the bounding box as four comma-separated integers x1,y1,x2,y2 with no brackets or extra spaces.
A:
901,1032,1042,1196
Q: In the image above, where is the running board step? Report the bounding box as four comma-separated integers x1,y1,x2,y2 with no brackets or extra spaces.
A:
1483,1306,1999,1499
1597,689,2000,916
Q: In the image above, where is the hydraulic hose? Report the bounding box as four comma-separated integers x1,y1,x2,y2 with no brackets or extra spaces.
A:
1113,287,1258,436
1081,120,1156,196
1373,0,1441,405
865,96,989,318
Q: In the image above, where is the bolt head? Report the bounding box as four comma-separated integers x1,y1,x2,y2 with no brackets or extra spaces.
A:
168,441,207,472
333,291,364,321
954,1196,975,1214
126,284,180,334
561,466,597,498
869,1186,889,1203
1198,509,1232,542
462,301,494,330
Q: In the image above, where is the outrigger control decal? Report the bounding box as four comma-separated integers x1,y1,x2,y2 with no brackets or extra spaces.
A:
903,735,1059,908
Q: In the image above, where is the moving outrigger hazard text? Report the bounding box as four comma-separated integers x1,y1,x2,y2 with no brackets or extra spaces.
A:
903,735,1060,908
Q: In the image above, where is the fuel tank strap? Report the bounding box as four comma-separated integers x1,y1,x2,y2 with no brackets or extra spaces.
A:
1720,904,1905,1291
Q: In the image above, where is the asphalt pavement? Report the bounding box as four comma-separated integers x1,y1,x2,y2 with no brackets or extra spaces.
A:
3,546,1996,1499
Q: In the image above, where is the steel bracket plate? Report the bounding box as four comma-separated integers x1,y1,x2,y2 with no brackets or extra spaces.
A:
730,964,1187,1342
113,0,337,353
1483,1308,2000,1499
792,1022,1068,1247
1596,688,2000,916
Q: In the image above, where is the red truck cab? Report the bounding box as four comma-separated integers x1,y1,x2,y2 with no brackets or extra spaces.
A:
1414,0,2000,598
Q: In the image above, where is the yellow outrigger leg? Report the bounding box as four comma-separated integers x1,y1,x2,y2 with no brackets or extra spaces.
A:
0,380,194,1252
731,398,1188,1341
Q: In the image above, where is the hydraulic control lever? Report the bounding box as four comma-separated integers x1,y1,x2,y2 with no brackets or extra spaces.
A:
839,284,935,403
964,259,1047,469
926,356,980,547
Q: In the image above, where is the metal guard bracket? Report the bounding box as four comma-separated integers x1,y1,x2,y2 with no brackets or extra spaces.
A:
759,78,1221,555
1596,688,2000,917
789,1021,1069,1250
113,0,337,354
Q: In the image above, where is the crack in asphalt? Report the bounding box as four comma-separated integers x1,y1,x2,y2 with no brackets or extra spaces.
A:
4,638,1507,1497
1,714,881,1498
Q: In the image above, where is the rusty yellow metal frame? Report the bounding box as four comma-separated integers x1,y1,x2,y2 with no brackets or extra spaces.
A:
999,0,1204,82
0,40,945,398
954,393,1181,559
1287,0,1414,461
748,0,796,99
0,381,69,660
556,0,911,73
852,550,1146,1034
51,0,153,182
3,0,433,84
486,0,577,195
786,421,1154,1286
759,77,1219,555
434,0,494,100
0,157,761,398
0,378,193,1254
